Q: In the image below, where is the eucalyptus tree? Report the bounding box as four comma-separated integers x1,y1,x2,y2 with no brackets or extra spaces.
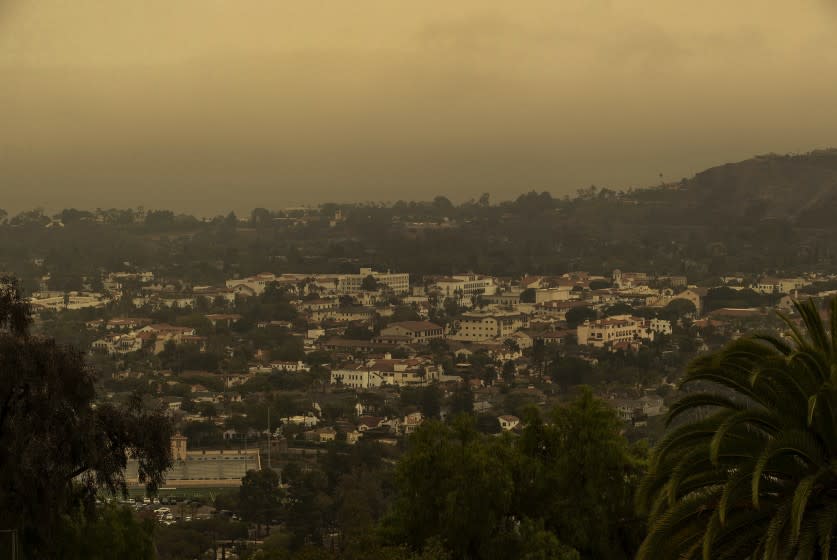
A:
0,276,172,558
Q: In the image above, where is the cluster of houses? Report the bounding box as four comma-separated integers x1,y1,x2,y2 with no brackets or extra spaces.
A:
52,264,837,471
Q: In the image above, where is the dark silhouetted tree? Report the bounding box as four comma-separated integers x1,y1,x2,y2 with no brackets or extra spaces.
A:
0,276,173,557
240,468,283,537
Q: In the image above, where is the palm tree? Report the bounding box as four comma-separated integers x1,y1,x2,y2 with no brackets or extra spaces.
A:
637,298,837,559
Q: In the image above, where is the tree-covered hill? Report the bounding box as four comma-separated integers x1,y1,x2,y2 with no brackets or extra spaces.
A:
4,149,837,287
669,149,837,227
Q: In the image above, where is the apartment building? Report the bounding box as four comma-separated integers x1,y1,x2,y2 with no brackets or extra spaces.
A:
449,310,529,342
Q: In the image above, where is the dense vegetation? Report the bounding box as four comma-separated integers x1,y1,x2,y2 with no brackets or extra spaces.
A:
4,151,837,294
235,389,644,560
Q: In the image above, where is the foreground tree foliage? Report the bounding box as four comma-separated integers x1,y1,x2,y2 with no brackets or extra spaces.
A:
240,468,284,536
384,389,644,560
638,298,837,559
55,505,156,560
0,276,172,558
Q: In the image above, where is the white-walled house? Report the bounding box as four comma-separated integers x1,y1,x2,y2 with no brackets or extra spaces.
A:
498,415,520,431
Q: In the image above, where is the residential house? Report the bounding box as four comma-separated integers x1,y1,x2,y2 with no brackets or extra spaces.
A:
205,314,242,328
317,427,337,442
357,416,384,432
193,286,237,305
498,415,520,431
403,412,424,434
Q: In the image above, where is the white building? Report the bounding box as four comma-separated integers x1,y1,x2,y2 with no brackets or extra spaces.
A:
648,318,673,336
225,273,278,296
498,415,520,431
402,412,424,434
30,291,112,312
612,395,666,421
432,274,497,299
330,367,385,389
337,268,410,295
449,310,528,342
533,287,573,303
576,315,667,348
269,360,310,373
283,414,319,428
331,357,439,389
752,277,807,295
92,334,144,355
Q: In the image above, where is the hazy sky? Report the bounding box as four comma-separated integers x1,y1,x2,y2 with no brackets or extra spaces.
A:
2,1,836,215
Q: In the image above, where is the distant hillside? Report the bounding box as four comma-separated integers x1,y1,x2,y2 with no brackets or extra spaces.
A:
4,148,837,285
642,149,837,228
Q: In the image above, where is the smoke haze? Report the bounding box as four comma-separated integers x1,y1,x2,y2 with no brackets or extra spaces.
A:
2,1,836,214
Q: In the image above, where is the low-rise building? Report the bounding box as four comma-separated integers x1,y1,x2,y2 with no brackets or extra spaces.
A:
331,356,439,388
576,315,668,348
431,274,497,299
403,412,424,434
124,435,260,488
449,310,529,342
225,273,278,296
377,321,444,344
92,333,145,355
317,427,337,442
30,291,112,312
337,268,410,295
260,360,310,373
676,288,709,315
752,277,808,295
